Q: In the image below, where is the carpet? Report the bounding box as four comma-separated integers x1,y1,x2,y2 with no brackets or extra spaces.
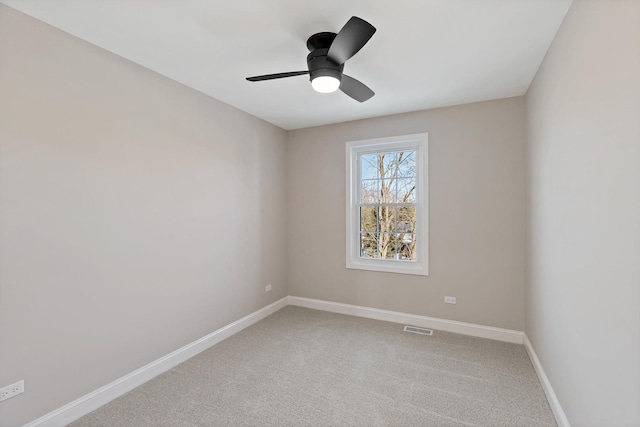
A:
70,306,556,426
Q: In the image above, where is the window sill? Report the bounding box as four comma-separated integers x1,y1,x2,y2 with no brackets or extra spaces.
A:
346,259,429,276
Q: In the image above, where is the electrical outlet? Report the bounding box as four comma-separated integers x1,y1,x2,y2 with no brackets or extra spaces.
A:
265,284,272,292
444,296,457,304
0,380,24,402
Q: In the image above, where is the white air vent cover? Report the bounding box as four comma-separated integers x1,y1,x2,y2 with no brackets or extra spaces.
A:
403,325,433,336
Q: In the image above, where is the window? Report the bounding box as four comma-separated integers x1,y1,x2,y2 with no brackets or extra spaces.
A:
346,133,428,275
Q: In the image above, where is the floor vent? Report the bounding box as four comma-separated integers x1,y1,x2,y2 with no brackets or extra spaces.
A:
403,325,433,336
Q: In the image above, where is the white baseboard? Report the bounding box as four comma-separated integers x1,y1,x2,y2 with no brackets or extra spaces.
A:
23,297,289,427
524,334,571,427
287,296,524,344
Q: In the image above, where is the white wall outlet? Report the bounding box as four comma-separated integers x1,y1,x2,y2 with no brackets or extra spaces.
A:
265,284,272,292
444,296,457,304
0,380,24,402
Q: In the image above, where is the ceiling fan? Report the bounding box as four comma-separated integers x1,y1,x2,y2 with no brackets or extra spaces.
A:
246,16,376,102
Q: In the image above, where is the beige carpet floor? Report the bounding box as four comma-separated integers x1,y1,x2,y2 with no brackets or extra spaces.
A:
70,306,556,426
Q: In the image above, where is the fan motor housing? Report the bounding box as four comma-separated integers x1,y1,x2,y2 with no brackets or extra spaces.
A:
306,32,343,82
306,32,336,51
307,48,344,82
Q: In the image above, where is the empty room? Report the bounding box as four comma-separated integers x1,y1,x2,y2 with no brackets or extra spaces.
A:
0,0,638,426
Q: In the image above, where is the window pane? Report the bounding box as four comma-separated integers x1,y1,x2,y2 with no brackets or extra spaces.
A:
375,206,395,235
377,233,396,259
397,206,416,233
360,232,377,258
398,233,416,261
380,152,397,181
360,154,379,179
396,178,416,203
381,233,398,259
360,207,377,233
379,178,394,203
397,151,416,178
361,179,380,204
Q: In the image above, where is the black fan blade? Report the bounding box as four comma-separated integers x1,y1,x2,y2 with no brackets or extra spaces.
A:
327,17,376,65
340,75,374,102
246,71,309,82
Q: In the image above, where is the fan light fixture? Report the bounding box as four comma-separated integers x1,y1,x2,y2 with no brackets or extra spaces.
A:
246,16,376,103
311,75,340,93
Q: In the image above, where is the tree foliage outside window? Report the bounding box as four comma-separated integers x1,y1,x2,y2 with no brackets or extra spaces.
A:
359,151,417,261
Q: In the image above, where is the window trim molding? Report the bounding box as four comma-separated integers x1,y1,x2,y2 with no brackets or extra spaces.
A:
345,133,429,276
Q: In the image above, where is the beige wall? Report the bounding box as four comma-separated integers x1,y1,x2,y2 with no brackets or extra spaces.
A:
526,0,640,425
0,6,288,426
287,97,527,331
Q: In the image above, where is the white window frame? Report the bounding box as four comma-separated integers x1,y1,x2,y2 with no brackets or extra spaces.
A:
346,133,429,276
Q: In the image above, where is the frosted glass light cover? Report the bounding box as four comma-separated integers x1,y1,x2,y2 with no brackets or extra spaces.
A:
311,76,340,93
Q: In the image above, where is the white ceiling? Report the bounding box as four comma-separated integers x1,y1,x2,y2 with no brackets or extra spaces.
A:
1,0,571,130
